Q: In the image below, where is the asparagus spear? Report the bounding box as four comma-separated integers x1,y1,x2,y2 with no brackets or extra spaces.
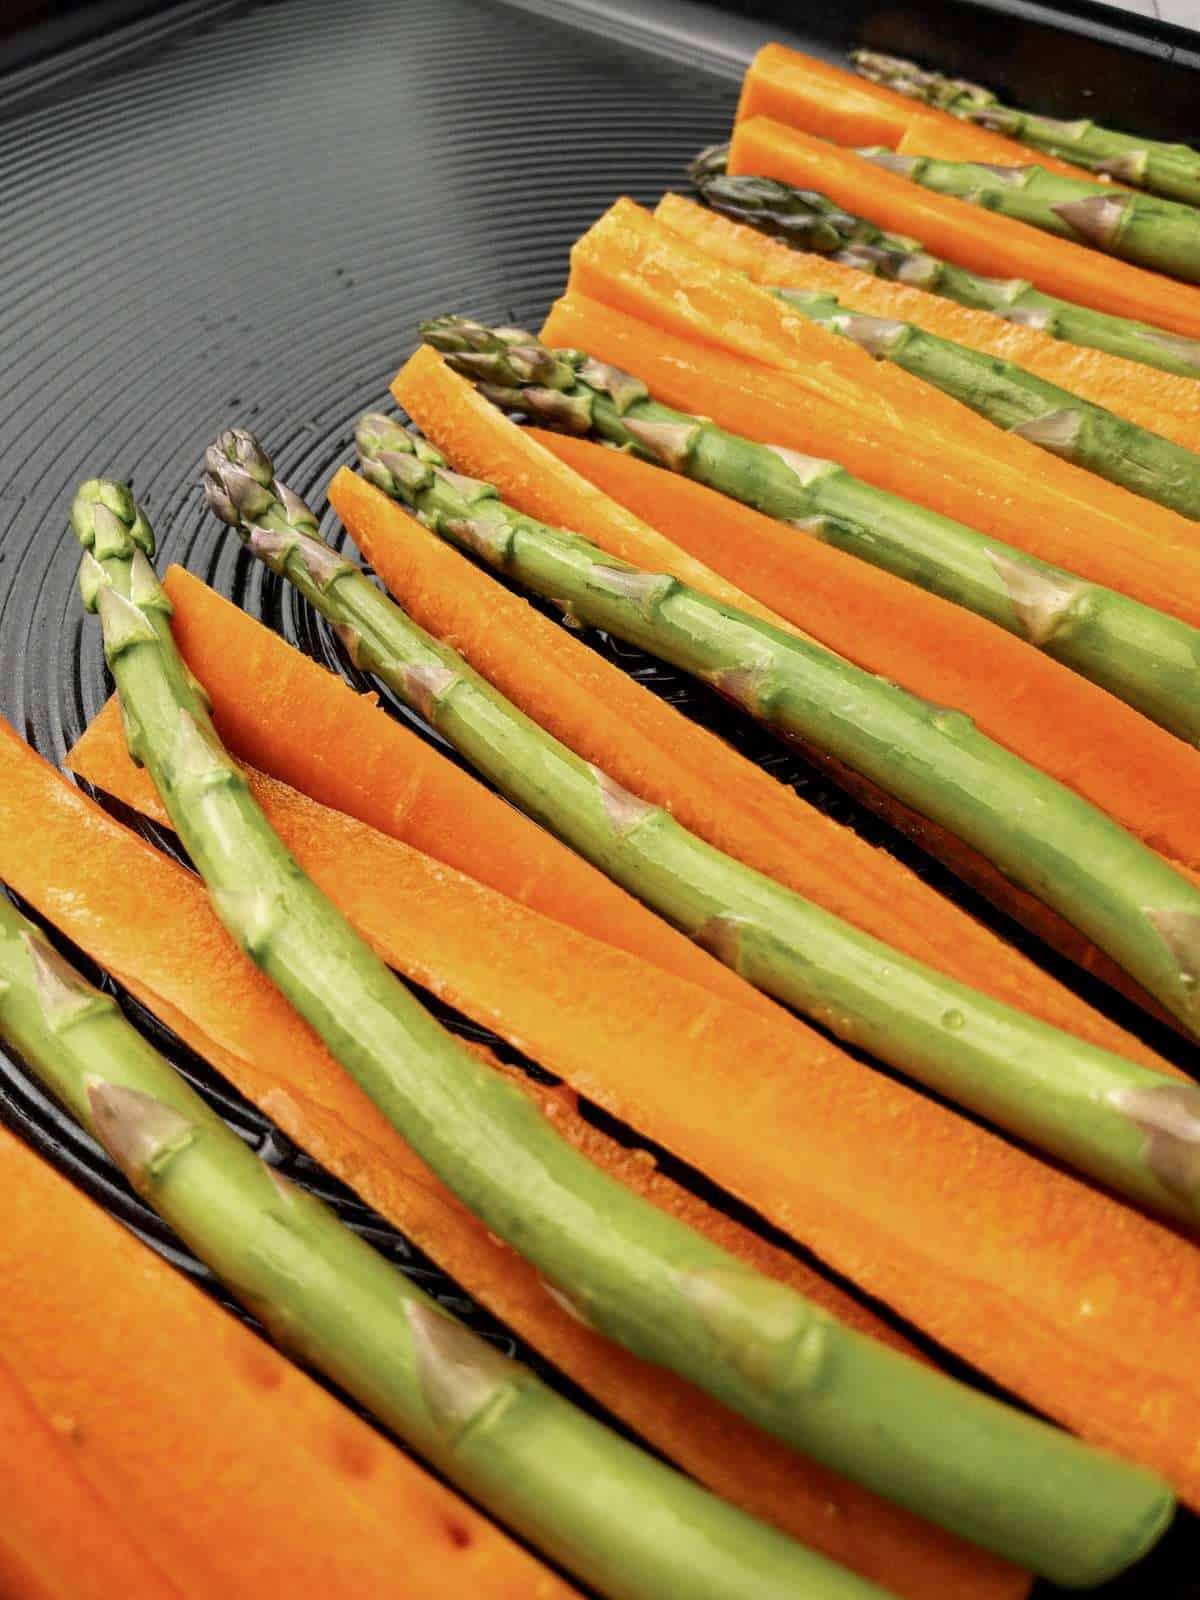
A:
770,285,1200,520
858,146,1200,284
687,145,1200,378
852,49,1200,207
203,416,1200,1234
406,327,1200,1032
0,893,893,1600
420,317,1200,747
72,480,1162,1587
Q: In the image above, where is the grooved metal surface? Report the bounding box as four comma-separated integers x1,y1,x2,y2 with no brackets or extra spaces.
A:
0,2,1196,1592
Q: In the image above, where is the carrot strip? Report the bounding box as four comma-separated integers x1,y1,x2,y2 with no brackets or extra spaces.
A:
655,191,1200,454
729,115,1200,338
23,721,1020,1600
13,722,1200,1514
568,199,1200,566
734,43,1100,179
329,452,1178,1067
138,567,771,1015
0,1354,182,1600
0,1150,567,1599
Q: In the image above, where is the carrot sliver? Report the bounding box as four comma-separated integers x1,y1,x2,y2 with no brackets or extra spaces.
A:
538,290,1200,877
14,721,1200,1512
729,116,1200,339
568,200,1200,570
0,1354,182,1600
734,44,1101,180
0,1148,567,1596
329,454,1178,1068
141,565,770,1015
25,718,1020,1600
655,191,1200,454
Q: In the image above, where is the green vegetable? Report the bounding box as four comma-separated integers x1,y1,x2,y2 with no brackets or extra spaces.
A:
420,315,1200,747
858,145,1200,285
688,145,1200,378
852,50,1200,208
207,415,1200,1235
71,472,1162,1585
417,323,1200,1038
771,284,1200,521
0,891,890,1600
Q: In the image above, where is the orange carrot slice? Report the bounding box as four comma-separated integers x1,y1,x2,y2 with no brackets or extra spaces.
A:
11,720,1200,1511
655,190,1200,454
567,199,1200,564
734,44,1114,180
140,567,769,1015
0,1131,569,1599
729,115,1200,339
328,454,1178,1066
0,1354,182,1600
538,290,1200,880
20,720,1020,1600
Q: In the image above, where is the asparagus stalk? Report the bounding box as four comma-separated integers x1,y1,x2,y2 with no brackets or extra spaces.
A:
852,49,1200,207
420,317,1200,747
0,893,892,1600
71,480,1162,1587
206,416,1200,1237
409,325,1200,1034
858,145,1200,284
770,285,1200,520
687,146,1200,378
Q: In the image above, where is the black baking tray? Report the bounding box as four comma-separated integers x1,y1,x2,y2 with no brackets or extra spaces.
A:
1,1,1197,1594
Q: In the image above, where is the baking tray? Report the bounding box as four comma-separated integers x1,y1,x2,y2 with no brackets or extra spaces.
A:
0,1,1196,1593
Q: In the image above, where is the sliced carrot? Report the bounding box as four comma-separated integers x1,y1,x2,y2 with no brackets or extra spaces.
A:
0,1150,568,1600
0,1353,182,1600
328,455,1178,1066
734,44,1116,180
539,290,1200,880
17,722,1019,1600
14,719,1200,1516
569,198,1012,454
567,200,1200,569
655,191,1200,454
729,115,1200,339
141,566,772,1015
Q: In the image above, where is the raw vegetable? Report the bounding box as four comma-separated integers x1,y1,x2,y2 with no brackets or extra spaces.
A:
78,475,1122,1581
666,184,1200,453
423,316,1200,1024
64,713,1031,1600
855,50,1200,204
773,286,1200,528
729,116,1200,338
442,304,1200,741
6,718,1199,1531
735,43,1101,179
0,1118,566,1599
540,284,1200,688
0,1353,181,1600
859,144,1200,285
209,417,1200,1224
396,341,1200,1005
564,199,1200,578
1,887,870,1600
